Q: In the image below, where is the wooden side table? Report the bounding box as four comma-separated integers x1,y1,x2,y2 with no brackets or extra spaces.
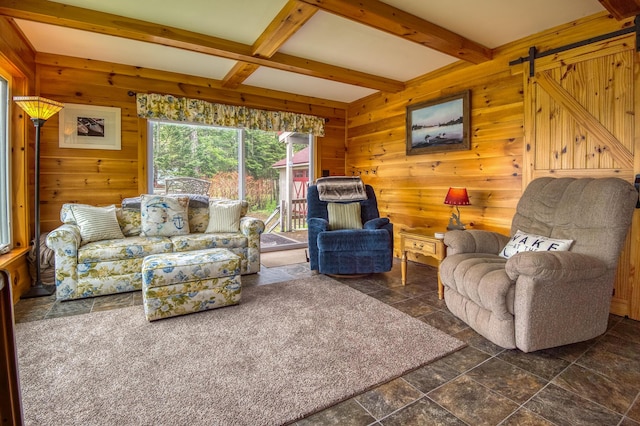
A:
399,230,446,299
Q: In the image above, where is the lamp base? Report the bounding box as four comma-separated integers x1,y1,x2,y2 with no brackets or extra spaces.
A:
21,283,56,299
447,212,466,231
446,224,466,231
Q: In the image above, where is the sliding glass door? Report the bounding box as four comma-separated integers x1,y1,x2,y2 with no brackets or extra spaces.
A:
147,121,312,250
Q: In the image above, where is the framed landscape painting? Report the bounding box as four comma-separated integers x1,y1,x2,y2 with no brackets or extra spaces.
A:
406,90,470,155
59,103,121,150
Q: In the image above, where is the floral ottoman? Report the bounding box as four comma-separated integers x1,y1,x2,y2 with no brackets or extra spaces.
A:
142,248,241,321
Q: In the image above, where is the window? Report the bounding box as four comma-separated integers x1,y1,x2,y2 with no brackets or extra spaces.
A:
148,121,289,216
0,74,10,246
149,121,240,197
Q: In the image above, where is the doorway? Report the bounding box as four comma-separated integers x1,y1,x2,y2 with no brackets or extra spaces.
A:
147,121,311,253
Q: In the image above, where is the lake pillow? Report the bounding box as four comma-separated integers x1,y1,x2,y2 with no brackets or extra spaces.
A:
499,230,573,259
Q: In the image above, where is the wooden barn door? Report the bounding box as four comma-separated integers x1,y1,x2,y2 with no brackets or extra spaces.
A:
523,33,640,320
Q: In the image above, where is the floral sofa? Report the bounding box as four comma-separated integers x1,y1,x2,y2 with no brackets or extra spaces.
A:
46,194,265,301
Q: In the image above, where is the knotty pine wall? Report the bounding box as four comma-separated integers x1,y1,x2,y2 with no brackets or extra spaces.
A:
347,11,634,247
347,12,640,319
35,54,347,232
0,17,35,301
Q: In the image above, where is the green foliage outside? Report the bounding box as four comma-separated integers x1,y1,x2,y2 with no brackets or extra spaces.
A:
152,122,303,213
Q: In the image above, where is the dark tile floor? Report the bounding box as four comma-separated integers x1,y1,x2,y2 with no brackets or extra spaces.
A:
13,259,640,426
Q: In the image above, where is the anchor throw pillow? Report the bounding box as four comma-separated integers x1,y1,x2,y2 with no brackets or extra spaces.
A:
140,195,190,237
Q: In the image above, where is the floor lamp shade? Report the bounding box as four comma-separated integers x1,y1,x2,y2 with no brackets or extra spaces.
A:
13,96,64,298
13,96,64,121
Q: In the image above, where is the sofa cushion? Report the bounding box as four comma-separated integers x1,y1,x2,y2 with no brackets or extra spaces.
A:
188,206,209,233
327,202,362,230
70,204,125,244
206,200,243,233
122,194,209,209
77,236,172,263
123,195,211,233
116,207,141,237
140,195,190,237
499,230,573,259
170,233,248,252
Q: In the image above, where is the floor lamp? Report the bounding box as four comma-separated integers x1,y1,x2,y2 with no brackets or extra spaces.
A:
13,96,64,298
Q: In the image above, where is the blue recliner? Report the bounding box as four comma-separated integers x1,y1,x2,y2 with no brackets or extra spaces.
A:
307,184,393,275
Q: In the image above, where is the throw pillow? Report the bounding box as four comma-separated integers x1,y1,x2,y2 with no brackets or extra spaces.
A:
499,230,573,259
327,202,362,230
140,195,190,237
70,204,125,244
205,200,243,233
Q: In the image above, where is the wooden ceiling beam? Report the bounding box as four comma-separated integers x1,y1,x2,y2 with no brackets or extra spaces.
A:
253,0,318,58
298,0,493,64
598,0,640,20
223,0,317,89
0,0,404,92
222,62,261,89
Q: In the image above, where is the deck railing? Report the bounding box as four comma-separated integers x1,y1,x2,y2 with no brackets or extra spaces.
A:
279,198,308,231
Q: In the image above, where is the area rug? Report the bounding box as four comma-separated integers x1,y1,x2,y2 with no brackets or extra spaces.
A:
261,248,309,267
16,275,464,426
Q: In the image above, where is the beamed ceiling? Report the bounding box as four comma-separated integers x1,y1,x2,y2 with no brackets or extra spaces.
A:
0,0,637,104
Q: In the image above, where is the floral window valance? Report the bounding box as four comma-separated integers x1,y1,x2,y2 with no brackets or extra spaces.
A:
136,93,325,136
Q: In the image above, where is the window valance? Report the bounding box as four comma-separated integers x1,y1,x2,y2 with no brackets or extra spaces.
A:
136,93,325,136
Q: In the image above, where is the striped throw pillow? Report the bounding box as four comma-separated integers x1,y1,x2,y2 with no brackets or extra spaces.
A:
205,200,243,233
327,202,362,230
70,204,125,244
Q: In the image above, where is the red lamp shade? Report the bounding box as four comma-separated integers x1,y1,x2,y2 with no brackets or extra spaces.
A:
444,187,470,206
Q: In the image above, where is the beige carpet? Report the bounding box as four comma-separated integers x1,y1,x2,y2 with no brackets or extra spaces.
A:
16,276,464,426
261,248,309,267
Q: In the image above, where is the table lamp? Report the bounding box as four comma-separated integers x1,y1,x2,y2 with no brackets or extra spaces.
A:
14,96,64,298
444,187,470,230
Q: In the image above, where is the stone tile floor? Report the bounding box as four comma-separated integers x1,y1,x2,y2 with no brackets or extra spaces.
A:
13,258,640,425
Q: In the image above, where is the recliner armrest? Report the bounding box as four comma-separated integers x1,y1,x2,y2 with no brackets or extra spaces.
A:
444,230,509,255
505,251,607,282
308,217,329,232
364,217,389,229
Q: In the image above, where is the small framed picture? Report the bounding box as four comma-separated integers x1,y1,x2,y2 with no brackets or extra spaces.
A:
59,103,121,150
406,90,470,155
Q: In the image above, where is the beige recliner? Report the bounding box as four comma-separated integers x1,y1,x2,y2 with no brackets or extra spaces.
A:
439,177,637,352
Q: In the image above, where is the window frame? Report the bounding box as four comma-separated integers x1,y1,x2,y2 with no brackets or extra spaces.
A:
0,72,11,247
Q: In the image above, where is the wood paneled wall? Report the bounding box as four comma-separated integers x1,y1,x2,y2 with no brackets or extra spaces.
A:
346,12,640,318
35,54,347,232
347,11,634,243
0,17,35,300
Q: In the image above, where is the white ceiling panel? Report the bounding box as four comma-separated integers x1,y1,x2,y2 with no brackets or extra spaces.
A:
244,67,376,104
382,0,605,48
280,11,458,81
50,0,288,44
15,20,236,80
